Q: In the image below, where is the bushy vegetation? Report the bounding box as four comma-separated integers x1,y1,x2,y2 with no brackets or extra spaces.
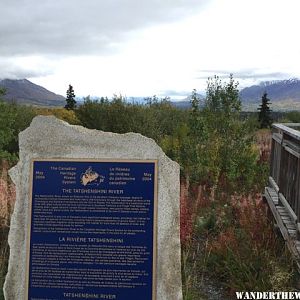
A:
284,111,300,123
0,97,36,162
75,78,262,193
0,76,299,299
182,189,296,299
76,95,188,141
33,107,79,125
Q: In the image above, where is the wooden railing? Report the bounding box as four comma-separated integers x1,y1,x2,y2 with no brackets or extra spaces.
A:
270,123,300,231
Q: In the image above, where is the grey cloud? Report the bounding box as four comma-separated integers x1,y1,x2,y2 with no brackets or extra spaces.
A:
0,0,208,57
159,89,191,97
0,59,53,79
197,69,291,80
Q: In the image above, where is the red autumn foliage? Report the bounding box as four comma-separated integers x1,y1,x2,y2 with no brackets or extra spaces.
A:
180,130,273,247
180,179,212,244
208,192,279,264
180,179,192,244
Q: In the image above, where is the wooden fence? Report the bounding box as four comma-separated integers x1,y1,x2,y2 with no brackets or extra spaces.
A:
267,123,300,244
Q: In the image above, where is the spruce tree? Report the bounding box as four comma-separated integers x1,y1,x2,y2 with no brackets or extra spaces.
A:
258,92,272,128
65,84,76,110
190,89,200,113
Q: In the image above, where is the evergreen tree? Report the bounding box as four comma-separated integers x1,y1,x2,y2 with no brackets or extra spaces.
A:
258,92,272,128
65,84,76,110
0,87,5,97
190,89,200,113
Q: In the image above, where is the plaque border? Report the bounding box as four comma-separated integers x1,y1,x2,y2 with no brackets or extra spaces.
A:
26,158,158,300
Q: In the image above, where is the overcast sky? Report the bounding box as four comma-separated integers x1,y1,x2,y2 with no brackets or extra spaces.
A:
1,0,300,98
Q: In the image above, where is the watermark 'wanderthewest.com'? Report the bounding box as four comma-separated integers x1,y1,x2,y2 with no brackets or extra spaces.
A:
236,291,300,300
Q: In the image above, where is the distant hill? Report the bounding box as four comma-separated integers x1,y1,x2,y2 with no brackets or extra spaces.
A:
240,79,300,103
2,78,300,110
0,79,65,106
174,80,300,111
171,92,205,109
171,100,191,109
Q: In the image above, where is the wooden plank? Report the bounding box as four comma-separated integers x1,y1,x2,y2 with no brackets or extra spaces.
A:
282,214,292,219
277,206,286,211
283,139,300,153
279,193,297,223
277,208,289,217
282,221,294,227
287,225,296,230
283,218,294,224
273,124,300,142
297,223,300,236
265,188,290,240
269,177,279,193
279,213,290,219
285,224,297,231
265,187,278,202
284,218,295,223
287,227,296,232
282,221,292,225
269,191,278,197
265,188,300,268
272,132,283,144
282,216,291,221
278,210,289,215
280,123,300,128
283,144,300,158
273,142,281,184
277,207,287,212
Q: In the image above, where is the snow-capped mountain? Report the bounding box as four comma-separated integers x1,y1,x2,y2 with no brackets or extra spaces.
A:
240,78,300,103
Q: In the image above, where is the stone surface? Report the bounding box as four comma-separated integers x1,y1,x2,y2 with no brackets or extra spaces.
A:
4,115,182,300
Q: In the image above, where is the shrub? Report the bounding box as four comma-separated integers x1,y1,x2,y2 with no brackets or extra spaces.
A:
182,76,261,192
76,95,188,142
0,102,36,162
34,107,80,125
285,111,300,123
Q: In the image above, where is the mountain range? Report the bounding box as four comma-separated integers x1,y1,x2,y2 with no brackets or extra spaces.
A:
175,79,300,110
240,78,300,103
1,78,300,110
0,79,65,106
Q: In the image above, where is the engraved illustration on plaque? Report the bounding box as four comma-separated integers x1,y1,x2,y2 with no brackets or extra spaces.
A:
80,166,105,186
